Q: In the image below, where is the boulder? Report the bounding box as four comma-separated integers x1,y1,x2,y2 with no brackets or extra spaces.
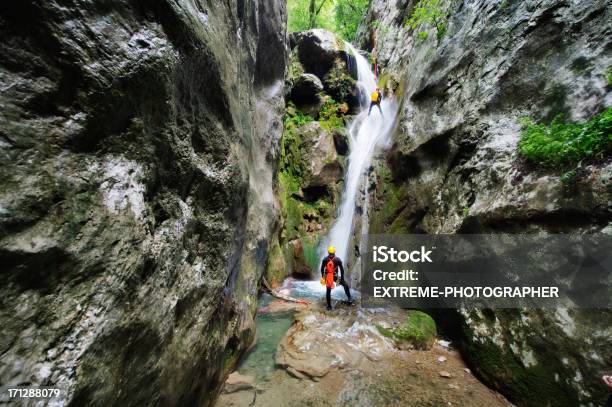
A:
295,122,343,189
289,73,324,106
222,372,255,394
294,29,342,78
332,128,350,156
288,239,313,279
275,305,410,380
292,29,358,110
322,59,359,111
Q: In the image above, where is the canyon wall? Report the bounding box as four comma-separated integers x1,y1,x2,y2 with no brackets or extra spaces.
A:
358,0,611,405
0,1,286,405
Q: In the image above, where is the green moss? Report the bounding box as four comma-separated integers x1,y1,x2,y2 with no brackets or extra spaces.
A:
280,103,314,184
369,164,412,233
323,62,356,105
607,65,612,87
518,107,612,169
377,311,437,350
461,330,579,406
265,237,287,288
318,98,345,132
301,236,321,271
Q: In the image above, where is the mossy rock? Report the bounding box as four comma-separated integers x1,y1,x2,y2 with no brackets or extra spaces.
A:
377,311,437,350
265,236,288,288
322,60,359,112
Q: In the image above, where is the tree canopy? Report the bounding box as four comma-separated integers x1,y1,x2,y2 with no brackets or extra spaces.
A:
287,0,369,42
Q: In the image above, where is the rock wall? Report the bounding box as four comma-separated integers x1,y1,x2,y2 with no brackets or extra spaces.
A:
0,1,286,405
357,0,611,405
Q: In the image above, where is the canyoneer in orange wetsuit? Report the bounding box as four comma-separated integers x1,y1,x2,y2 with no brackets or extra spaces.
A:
320,246,353,311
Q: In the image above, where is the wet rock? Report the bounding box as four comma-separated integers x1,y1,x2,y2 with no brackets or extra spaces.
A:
332,129,350,156
288,239,313,279
275,305,407,380
223,372,255,394
257,300,307,315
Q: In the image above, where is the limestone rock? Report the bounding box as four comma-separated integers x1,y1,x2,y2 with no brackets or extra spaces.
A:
223,372,255,394
332,128,350,156
0,1,287,406
294,29,343,78
292,29,358,110
288,239,313,279
296,122,344,189
290,73,324,106
275,305,406,380
360,0,611,404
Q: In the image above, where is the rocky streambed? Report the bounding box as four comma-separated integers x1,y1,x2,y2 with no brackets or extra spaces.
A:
216,284,511,407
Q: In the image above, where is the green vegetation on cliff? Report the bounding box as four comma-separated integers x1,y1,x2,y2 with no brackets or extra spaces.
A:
405,0,450,41
518,108,612,168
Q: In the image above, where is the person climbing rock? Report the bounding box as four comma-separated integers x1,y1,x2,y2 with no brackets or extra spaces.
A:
368,88,383,117
320,246,353,310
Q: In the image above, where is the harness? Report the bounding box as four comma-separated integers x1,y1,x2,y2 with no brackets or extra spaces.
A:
325,258,336,288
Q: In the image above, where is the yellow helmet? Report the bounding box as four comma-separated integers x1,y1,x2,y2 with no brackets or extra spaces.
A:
327,246,336,254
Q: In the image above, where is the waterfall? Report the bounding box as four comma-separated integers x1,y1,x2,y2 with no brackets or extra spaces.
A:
322,43,398,263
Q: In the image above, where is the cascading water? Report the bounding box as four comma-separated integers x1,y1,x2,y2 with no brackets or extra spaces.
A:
322,43,398,262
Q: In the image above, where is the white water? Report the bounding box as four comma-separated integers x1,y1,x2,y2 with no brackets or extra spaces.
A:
322,43,398,262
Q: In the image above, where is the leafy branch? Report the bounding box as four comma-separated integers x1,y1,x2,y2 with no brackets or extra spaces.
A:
405,0,449,41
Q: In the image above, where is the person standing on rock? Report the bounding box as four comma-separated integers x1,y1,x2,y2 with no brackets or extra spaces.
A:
320,246,353,310
368,88,383,117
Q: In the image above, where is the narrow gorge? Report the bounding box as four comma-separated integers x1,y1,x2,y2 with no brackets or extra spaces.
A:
0,1,610,407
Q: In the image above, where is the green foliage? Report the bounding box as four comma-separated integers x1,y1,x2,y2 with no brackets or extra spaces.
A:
417,31,429,40
324,61,357,104
405,0,449,42
281,103,313,180
370,19,391,37
318,98,345,131
518,108,612,168
288,0,369,41
288,0,336,33
377,311,437,350
334,0,369,41
559,170,576,184
606,66,612,86
285,103,313,130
